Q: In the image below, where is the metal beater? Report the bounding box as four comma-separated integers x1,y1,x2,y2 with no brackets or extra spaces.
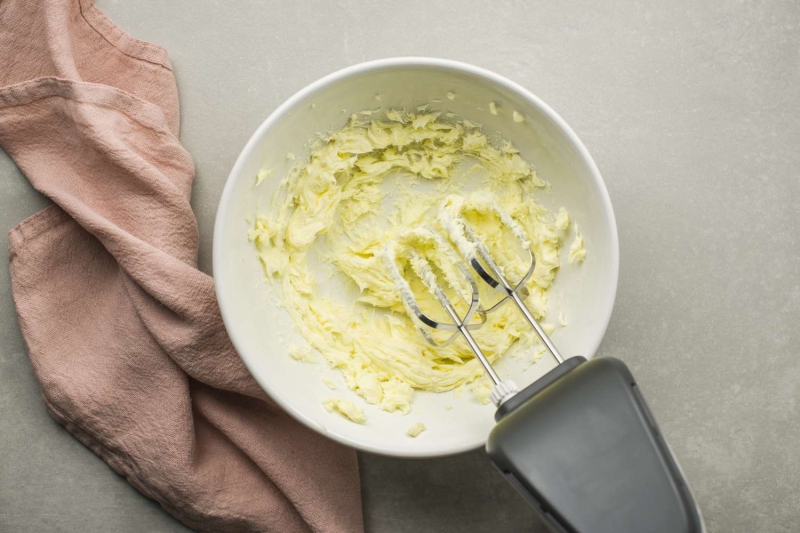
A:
437,195,565,366
383,196,560,406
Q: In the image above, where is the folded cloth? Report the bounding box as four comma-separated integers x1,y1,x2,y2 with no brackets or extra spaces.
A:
0,1,363,531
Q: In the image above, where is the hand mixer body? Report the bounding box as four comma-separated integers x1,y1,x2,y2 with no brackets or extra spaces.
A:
486,356,704,533
387,198,704,532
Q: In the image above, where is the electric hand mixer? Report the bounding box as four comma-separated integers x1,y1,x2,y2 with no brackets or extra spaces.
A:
384,199,705,533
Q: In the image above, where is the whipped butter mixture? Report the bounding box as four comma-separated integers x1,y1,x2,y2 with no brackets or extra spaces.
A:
249,108,584,422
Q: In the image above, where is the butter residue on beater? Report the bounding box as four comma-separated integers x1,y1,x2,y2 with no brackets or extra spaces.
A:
248,108,582,419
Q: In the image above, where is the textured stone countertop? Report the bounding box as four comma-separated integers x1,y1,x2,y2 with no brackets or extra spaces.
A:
1,1,798,532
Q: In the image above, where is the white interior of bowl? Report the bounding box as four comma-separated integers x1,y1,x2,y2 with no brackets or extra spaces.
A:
214,58,619,458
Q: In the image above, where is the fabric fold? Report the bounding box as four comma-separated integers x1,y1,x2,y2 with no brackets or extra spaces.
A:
0,1,363,532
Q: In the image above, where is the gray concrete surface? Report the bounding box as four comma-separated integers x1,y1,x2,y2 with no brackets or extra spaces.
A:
1,0,799,532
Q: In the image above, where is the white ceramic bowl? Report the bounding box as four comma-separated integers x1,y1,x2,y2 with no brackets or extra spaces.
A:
214,58,619,458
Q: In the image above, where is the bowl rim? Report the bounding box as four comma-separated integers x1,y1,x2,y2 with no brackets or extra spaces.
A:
213,56,620,458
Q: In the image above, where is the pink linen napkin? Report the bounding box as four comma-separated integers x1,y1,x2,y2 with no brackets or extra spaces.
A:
0,1,363,531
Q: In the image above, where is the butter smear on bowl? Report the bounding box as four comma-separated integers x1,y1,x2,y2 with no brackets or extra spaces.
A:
248,108,584,423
